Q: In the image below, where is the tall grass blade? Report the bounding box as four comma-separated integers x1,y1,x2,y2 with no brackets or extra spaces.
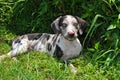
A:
83,14,104,47
96,49,114,60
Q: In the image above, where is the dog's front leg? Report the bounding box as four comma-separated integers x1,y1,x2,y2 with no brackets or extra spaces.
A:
64,60,77,74
61,55,77,74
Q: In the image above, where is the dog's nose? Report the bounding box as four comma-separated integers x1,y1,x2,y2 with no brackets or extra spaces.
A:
68,32,75,37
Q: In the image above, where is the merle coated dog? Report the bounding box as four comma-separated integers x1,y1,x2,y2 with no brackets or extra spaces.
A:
0,15,86,73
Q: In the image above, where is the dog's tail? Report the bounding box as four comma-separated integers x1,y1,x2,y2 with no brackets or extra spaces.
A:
0,39,13,62
0,51,12,62
0,54,7,62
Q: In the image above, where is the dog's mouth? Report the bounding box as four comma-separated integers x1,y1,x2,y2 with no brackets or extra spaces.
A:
64,35,77,41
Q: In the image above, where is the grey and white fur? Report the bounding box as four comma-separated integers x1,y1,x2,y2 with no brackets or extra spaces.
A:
0,15,86,73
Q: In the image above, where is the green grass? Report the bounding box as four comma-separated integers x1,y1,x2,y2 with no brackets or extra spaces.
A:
0,26,120,80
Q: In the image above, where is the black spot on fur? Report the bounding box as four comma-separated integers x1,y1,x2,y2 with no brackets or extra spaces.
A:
40,33,50,44
51,23,57,32
27,33,43,40
14,39,21,43
47,43,52,51
54,45,63,59
59,16,67,26
52,34,59,47
45,34,50,41
58,38,60,43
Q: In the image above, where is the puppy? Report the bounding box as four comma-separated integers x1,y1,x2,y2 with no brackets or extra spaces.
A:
0,15,86,73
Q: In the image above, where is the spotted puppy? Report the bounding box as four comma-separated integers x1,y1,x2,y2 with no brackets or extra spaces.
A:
0,15,86,73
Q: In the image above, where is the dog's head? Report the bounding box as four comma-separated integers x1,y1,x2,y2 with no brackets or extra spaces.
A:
51,15,86,41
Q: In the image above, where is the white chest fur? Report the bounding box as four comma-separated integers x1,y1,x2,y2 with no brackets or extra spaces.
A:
57,36,82,60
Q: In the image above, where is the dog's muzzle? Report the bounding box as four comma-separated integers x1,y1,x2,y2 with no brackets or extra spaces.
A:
64,32,77,41
68,32,75,37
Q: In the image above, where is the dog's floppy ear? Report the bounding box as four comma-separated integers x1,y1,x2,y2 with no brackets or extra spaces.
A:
75,16,86,35
51,16,62,34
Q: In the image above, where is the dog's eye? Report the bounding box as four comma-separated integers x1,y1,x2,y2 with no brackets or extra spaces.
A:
73,23,79,29
62,23,67,28
73,23,78,26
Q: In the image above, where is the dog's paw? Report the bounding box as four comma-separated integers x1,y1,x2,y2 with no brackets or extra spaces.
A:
71,67,77,74
12,57,18,61
69,63,77,74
